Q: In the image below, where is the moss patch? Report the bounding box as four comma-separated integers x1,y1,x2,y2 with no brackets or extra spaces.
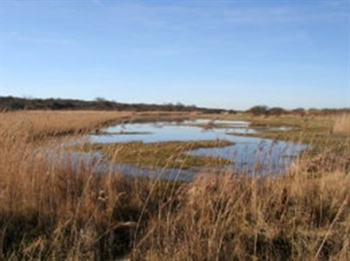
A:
74,140,233,169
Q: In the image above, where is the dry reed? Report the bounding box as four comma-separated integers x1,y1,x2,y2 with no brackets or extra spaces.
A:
0,111,349,260
333,113,350,133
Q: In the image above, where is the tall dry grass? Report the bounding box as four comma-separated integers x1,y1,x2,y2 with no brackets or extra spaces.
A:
333,113,350,133
0,110,135,142
0,110,190,141
0,121,171,259
133,164,350,260
0,111,349,260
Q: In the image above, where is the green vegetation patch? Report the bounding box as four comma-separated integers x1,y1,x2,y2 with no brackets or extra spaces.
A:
202,113,349,151
74,140,234,169
237,130,349,149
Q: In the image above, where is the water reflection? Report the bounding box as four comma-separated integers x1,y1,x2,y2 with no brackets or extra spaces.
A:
89,119,253,143
82,119,307,178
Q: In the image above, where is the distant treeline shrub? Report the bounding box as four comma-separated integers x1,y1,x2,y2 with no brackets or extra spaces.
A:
247,105,349,117
1,97,348,116
0,96,228,113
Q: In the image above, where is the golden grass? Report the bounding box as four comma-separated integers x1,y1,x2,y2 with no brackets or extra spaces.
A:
333,113,350,133
0,110,132,144
0,111,349,260
0,110,193,143
135,169,350,260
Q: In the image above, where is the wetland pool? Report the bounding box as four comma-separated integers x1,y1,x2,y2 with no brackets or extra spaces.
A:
64,119,307,180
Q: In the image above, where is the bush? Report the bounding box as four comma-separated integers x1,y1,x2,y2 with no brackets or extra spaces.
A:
247,105,269,116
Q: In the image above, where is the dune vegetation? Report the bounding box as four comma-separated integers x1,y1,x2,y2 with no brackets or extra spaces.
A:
0,110,349,260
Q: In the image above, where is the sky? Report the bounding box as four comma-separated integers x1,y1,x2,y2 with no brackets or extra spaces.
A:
0,0,349,110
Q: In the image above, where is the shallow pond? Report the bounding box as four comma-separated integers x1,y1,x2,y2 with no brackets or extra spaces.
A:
80,119,307,179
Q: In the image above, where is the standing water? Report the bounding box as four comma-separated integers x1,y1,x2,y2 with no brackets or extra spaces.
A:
82,119,307,179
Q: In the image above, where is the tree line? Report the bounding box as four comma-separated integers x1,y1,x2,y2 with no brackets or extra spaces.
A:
1,97,348,115
0,96,227,113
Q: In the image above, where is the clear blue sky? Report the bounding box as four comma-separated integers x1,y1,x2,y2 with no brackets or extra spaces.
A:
1,0,349,110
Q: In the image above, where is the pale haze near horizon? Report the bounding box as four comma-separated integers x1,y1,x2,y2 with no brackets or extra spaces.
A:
0,0,349,110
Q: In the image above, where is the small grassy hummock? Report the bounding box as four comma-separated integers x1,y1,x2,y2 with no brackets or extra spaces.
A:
74,140,234,169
